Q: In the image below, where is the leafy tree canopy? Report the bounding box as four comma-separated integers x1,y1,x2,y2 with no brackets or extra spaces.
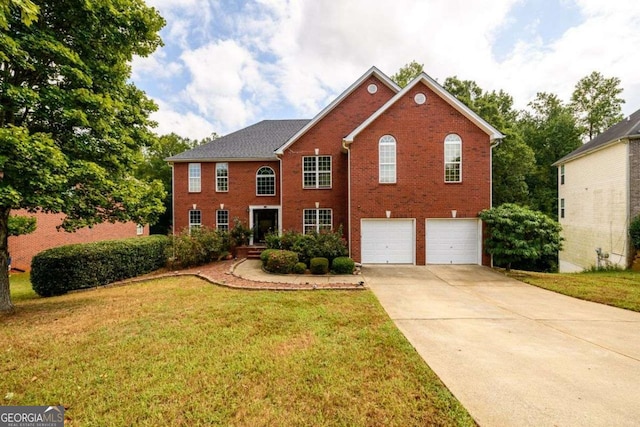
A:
8,215,36,236
0,0,166,312
570,71,625,140
391,60,424,88
479,203,563,271
0,0,39,29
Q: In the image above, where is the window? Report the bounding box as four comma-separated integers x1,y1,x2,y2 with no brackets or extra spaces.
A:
256,166,276,196
216,163,228,192
189,210,201,232
136,224,144,235
560,198,565,219
379,135,396,183
217,210,229,231
303,156,331,189
188,163,201,192
560,165,565,185
444,134,462,183
303,209,332,234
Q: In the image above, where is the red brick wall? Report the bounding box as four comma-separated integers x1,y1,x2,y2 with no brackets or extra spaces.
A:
349,81,492,265
8,211,148,271
280,75,397,234
172,160,280,232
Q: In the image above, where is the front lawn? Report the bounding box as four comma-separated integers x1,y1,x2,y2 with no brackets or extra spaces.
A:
2,274,474,426
513,270,640,312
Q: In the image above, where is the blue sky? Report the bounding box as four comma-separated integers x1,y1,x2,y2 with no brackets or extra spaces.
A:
131,0,640,140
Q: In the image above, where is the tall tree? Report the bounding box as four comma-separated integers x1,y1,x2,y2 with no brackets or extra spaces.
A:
0,0,166,312
519,92,582,217
570,71,625,140
0,0,39,28
137,133,201,234
444,76,535,206
391,60,424,88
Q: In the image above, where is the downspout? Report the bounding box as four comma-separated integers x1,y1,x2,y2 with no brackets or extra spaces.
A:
342,139,352,259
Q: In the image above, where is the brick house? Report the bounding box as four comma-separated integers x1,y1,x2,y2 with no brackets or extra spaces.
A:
8,210,148,271
167,67,503,265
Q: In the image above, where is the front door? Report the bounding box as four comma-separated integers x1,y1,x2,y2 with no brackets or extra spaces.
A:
253,209,278,243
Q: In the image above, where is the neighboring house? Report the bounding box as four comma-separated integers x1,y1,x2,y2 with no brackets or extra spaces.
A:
8,210,148,271
167,67,503,265
554,109,640,272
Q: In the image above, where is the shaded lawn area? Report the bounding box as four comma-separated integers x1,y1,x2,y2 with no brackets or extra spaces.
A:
2,273,474,426
513,270,640,312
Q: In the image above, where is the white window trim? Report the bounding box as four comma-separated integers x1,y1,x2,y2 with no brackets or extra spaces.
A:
136,224,144,235
560,198,565,219
189,209,202,233
216,209,229,230
379,135,396,184
216,162,228,192
302,155,332,189
444,134,462,183
560,165,565,185
303,208,333,233
256,166,276,196
188,163,201,193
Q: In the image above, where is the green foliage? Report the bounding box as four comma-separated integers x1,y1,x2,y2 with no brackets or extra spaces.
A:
519,92,582,218
266,228,348,265
391,60,424,88
310,257,329,275
260,249,278,267
7,214,36,236
479,203,563,271
292,262,307,274
30,235,169,296
629,215,640,250
0,0,166,311
264,250,298,274
331,257,355,274
167,227,229,268
570,71,625,139
264,231,282,249
230,217,252,246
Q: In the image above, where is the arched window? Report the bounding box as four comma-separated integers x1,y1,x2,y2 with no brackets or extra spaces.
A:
444,134,462,182
256,166,276,196
379,135,396,183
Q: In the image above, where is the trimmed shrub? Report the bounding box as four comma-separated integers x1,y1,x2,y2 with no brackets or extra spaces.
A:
292,262,307,274
332,257,355,274
264,232,281,249
265,250,298,274
630,215,640,250
310,257,329,275
260,249,278,267
167,227,229,268
31,235,170,297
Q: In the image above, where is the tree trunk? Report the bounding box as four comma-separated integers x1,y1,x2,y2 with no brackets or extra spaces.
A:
0,207,14,313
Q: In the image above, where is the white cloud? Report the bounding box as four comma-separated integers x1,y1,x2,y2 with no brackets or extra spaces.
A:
131,50,183,81
150,100,217,140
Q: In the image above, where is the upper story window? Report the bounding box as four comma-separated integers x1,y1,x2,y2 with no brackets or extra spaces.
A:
560,198,565,219
216,162,228,192
303,208,332,234
379,135,397,183
188,163,201,192
560,165,565,185
217,209,229,231
303,156,331,189
189,209,201,233
444,134,462,183
256,166,276,196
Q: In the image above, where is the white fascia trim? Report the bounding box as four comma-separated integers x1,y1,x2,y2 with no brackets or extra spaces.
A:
274,66,401,156
343,72,505,144
167,157,278,163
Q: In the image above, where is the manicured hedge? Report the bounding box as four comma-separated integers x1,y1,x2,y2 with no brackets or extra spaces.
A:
332,257,355,274
31,235,170,297
310,257,329,275
264,250,298,274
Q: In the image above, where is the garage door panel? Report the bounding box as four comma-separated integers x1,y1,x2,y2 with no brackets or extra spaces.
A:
361,219,414,264
426,219,479,265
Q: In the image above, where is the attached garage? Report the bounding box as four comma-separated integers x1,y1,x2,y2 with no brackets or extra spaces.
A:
361,219,415,264
426,219,481,264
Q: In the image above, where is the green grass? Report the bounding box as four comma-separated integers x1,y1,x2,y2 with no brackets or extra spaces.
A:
513,269,640,312
2,274,474,426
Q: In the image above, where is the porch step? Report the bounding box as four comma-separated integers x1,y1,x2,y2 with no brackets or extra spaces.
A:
247,246,267,260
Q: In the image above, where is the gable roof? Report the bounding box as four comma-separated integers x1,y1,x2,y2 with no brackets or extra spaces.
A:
274,66,401,155
166,119,310,162
343,72,504,144
553,108,640,165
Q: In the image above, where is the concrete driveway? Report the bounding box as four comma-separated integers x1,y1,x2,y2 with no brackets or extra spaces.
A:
363,265,640,427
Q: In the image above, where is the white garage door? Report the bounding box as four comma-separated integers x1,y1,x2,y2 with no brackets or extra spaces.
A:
361,219,414,264
426,219,480,264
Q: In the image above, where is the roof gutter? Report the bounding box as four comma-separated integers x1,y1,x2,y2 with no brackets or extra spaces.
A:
552,137,630,166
